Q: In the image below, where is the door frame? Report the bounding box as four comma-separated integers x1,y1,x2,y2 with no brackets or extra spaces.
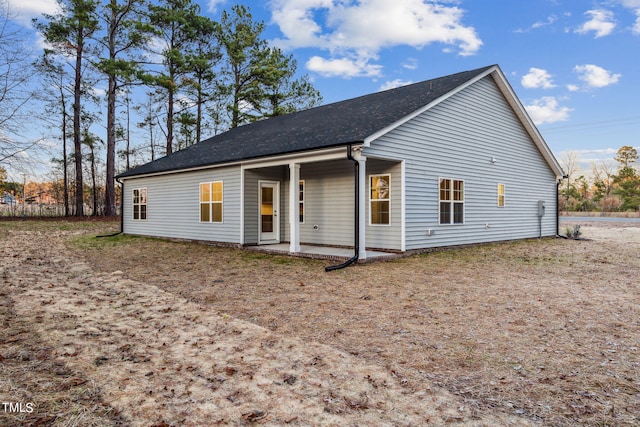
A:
258,180,280,244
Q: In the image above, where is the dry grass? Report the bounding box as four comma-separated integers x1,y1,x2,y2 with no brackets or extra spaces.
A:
1,219,639,425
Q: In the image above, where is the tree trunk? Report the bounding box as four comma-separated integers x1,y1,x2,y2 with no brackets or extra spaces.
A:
125,96,131,169
150,117,155,161
105,73,116,216
73,29,84,217
166,83,174,155
232,69,240,128
104,1,118,216
196,74,202,143
60,84,69,217
90,146,97,216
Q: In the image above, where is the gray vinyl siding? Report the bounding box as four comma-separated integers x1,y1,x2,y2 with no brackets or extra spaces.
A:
294,160,355,247
122,74,558,253
122,166,241,243
243,160,355,247
364,159,403,250
364,75,558,250
243,166,287,245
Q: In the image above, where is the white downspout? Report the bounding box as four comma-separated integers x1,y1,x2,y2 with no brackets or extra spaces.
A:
355,150,367,260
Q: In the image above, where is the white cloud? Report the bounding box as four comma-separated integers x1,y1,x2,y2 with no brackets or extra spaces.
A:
176,94,196,108
567,84,580,92
92,87,107,98
575,9,616,38
5,0,61,25
521,68,556,89
619,0,640,7
616,1,640,34
238,100,253,113
633,9,640,34
524,96,572,125
206,0,227,14
532,15,558,29
557,148,619,166
271,0,482,78
574,64,621,88
38,137,58,150
516,14,558,33
402,58,418,70
143,36,168,64
575,148,619,156
306,56,383,78
379,79,414,91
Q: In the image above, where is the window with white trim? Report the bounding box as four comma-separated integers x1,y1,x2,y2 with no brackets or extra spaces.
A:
439,178,464,224
298,180,305,223
132,188,147,220
200,181,223,223
370,174,390,225
497,183,505,207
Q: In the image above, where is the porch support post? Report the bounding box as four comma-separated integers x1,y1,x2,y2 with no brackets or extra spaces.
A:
239,165,245,245
356,153,367,260
289,162,301,253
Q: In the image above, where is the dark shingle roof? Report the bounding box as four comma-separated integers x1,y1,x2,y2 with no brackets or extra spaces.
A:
118,65,495,178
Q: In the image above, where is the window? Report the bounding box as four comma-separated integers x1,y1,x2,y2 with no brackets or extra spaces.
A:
439,178,464,224
299,180,305,223
132,188,147,220
370,174,390,225
497,183,505,207
200,181,223,223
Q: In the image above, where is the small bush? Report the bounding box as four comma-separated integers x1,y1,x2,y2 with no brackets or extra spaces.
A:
565,224,582,239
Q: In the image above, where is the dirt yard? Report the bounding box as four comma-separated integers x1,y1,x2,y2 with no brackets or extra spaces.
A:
1,219,639,426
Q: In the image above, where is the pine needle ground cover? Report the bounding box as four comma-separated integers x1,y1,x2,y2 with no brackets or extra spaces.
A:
1,220,638,426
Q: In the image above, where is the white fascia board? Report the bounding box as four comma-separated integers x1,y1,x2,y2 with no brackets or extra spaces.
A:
242,146,356,169
118,162,244,180
119,146,359,180
488,67,565,178
363,65,565,179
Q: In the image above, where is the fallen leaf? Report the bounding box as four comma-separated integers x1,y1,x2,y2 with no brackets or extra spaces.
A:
242,410,268,422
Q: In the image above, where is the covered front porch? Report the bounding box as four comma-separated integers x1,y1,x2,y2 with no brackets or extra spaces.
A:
240,145,403,261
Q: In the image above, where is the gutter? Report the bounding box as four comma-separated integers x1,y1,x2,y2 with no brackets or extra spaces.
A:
325,145,360,271
97,177,124,238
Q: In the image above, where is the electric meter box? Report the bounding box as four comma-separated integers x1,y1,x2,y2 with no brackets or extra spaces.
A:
537,200,546,217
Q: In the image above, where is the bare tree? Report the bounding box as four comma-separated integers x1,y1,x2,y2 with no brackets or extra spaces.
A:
0,1,40,166
560,151,581,192
36,0,100,216
37,56,72,216
591,160,616,199
133,91,163,164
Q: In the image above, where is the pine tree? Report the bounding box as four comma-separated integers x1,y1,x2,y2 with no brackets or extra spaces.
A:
36,0,100,216
613,145,640,211
143,0,211,154
217,4,270,128
96,0,148,216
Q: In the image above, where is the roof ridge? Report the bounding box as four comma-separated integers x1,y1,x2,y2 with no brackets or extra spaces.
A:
299,64,497,111
118,65,498,178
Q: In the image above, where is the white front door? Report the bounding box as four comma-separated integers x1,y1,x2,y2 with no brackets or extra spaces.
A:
259,181,280,243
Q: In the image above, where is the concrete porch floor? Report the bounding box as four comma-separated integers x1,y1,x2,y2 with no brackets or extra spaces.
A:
246,243,398,262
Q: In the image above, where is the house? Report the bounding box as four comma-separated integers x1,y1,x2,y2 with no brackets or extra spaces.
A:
1,194,16,205
116,65,564,264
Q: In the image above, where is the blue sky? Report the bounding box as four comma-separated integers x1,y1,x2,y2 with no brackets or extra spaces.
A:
6,0,640,174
